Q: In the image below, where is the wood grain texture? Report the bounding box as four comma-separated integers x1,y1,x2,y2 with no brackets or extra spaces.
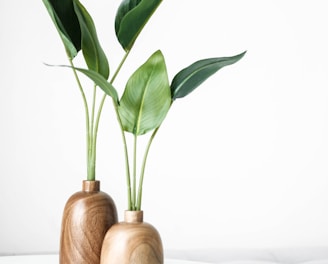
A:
60,181,118,264
100,211,163,264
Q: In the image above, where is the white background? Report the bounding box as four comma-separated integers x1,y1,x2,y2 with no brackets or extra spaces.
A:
1,0,328,255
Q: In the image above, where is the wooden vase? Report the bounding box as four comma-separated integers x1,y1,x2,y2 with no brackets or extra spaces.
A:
100,210,163,264
60,180,118,264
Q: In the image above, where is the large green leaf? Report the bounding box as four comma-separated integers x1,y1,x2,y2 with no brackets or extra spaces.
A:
42,0,81,58
171,51,246,100
115,0,162,51
119,50,171,135
73,0,110,79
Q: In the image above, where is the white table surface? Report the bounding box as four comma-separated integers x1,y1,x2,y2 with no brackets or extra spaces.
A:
0,254,208,264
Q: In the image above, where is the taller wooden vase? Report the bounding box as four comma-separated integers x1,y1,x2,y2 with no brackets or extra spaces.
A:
60,180,118,264
100,210,163,264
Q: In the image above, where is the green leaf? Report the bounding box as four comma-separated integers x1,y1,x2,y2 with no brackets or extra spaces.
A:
115,0,162,51
42,0,81,58
119,50,171,135
73,0,110,79
45,63,119,103
74,67,118,104
171,51,246,100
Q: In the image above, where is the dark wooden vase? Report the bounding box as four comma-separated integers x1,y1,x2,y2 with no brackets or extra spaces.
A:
100,210,163,264
60,180,118,264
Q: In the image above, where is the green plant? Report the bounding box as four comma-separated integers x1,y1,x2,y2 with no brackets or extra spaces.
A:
43,0,245,210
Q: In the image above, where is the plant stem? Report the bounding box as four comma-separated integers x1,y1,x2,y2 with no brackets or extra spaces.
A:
132,134,138,210
68,58,93,180
136,126,160,210
91,50,133,209
90,84,97,137
87,84,97,181
112,101,132,210
112,50,133,210
110,51,130,84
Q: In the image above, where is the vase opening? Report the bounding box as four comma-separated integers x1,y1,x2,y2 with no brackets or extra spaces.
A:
82,180,100,192
124,210,143,223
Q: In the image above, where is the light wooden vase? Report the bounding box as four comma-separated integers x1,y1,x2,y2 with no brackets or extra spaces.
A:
100,210,163,264
60,180,118,264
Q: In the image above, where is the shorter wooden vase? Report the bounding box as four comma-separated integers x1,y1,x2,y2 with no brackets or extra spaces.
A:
60,180,118,264
100,210,163,264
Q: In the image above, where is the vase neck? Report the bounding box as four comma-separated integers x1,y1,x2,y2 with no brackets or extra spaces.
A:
124,210,143,223
82,180,100,192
